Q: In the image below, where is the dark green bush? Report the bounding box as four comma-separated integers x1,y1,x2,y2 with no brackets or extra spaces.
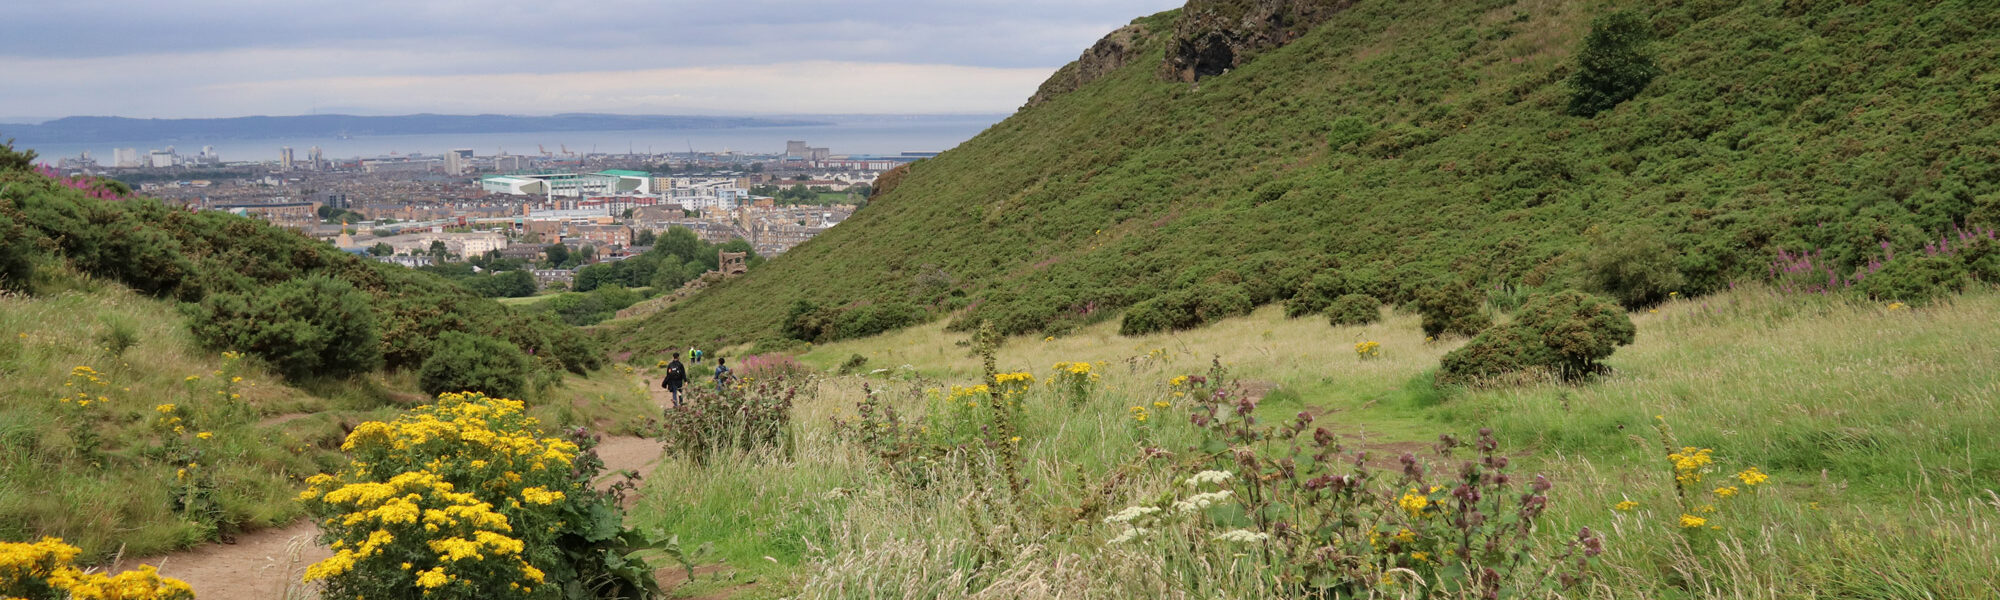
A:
1855,254,1970,305
1957,237,2000,284
0,211,41,292
1438,290,1635,385
1584,226,1685,309
188,275,382,379
1567,10,1658,117
1415,280,1491,339
1284,272,1344,318
837,353,870,375
781,299,838,342
834,301,925,340
1119,284,1252,336
1326,294,1381,326
418,331,531,398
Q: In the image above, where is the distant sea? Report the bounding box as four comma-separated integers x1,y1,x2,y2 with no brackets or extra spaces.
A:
13,114,1007,164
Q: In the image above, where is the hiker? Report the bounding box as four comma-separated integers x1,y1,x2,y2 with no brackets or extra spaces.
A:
694,347,704,364
661,356,687,409
713,356,732,393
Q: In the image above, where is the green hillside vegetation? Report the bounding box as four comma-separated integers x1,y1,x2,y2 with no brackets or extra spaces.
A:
611,0,2000,354
628,285,2000,598
0,148,651,559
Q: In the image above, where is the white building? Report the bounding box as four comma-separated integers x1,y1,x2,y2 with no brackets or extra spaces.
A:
147,149,177,168
113,148,141,168
445,149,474,175
479,170,652,198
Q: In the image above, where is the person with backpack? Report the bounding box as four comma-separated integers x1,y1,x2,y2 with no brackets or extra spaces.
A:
661,356,687,409
713,356,732,394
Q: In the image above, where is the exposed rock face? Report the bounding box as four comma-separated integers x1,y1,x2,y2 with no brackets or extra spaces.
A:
1023,23,1151,108
1160,0,1356,82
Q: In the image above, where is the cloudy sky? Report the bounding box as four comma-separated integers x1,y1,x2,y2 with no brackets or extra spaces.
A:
0,0,1184,121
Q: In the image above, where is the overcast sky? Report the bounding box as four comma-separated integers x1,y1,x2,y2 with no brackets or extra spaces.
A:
0,0,1184,121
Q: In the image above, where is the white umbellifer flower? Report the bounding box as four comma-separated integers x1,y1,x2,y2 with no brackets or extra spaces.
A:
1173,490,1235,513
1211,529,1270,543
1107,527,1150,544
1104,505,1162,524
1185,470,1234,487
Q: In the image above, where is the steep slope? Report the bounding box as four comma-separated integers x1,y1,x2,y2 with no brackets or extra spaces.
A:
614,0,2000,354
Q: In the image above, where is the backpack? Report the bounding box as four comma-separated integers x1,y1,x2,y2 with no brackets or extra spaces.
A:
662,362,686,386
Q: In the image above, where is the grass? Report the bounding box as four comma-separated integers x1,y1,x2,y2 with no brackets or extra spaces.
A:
624,284,2000,598
0,268,658,561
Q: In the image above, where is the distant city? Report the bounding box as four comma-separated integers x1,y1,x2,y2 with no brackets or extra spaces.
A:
43,138,938,287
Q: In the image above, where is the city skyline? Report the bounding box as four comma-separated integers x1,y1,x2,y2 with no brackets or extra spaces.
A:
0,0,1184,121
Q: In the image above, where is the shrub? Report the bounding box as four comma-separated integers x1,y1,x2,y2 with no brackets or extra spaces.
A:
299,393,661,600
781,299,839,342
95,315,139,358
657,375,798,462
0,212,41,292
1119,284,1252,335
1584,226,1685,309
1961,236,2000,283
1438,290,1635,385
837,353,869,375
418,332,531,398
1854,254,1969,305
0,537,193,600
1326,293,1381,326
833,301,925,340
1415,280,1491,339
1283,272,1344,318
1567,10,1659,117
188,275,381,379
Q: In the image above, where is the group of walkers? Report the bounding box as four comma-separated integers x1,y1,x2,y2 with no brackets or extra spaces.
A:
658,346,729,409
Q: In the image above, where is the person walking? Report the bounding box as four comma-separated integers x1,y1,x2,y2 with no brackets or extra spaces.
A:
713,356,732,394
661,356,687,409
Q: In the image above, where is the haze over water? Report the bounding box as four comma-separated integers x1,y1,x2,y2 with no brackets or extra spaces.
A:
20,114,1006,165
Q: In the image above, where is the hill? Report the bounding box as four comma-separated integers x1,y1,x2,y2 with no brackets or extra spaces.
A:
610,0,2000,355
4,113,825,144
0,149,652,559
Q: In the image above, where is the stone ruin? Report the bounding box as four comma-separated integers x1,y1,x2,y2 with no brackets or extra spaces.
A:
719,251,748,276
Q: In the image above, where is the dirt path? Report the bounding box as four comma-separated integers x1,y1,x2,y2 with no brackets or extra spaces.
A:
133,387,674,600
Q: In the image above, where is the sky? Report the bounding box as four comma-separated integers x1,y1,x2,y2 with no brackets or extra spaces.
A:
0,0,1186,121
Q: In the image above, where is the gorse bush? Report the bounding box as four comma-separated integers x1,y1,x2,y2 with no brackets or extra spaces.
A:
1853,254,1969,305
1325,293,1380,326
1415,280,1490,339
187,275,381,380
298,393,660,600
1282,272,1345,318
1118,283,1252,335
418,332,530,398
1439,290,1635,385
1567,10,1659,117
1585,226,1686,309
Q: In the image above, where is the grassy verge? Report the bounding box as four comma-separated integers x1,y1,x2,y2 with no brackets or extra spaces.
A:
0,271,656,560
625,284,2000,598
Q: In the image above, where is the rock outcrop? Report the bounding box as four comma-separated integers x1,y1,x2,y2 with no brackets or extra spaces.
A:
1023,23,1151,108
1160,0,1356,83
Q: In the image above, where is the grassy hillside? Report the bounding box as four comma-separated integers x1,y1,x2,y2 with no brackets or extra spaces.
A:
614,0,2000,352
0,156,654,559
628,285,2000,598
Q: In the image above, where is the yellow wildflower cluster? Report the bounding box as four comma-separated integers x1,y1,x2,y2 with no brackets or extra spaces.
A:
57,366,112,409
1398,486,1442,519
1667,446,1714,487
1049,361,1104,405
1887,302,1908,311
1128,405,1149,423
1354,341,1381,359
947,384,992,408
1614,500,1640,511
1679,514,1708,528
1735,467,1768,486
1050,361,1101,380
0,537,192,600
299,392,579,596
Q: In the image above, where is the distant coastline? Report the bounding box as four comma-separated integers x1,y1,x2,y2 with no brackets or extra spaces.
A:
1,113,828,145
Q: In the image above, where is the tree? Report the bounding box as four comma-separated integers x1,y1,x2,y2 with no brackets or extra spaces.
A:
749,163,764,173
428,240,450,262
1567,10,1659,117
0,138,36,172
544,244,570,268
634,229,657,247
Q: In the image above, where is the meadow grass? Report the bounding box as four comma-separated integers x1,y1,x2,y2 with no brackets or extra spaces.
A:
0,270,659,560
626,284,2000,598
